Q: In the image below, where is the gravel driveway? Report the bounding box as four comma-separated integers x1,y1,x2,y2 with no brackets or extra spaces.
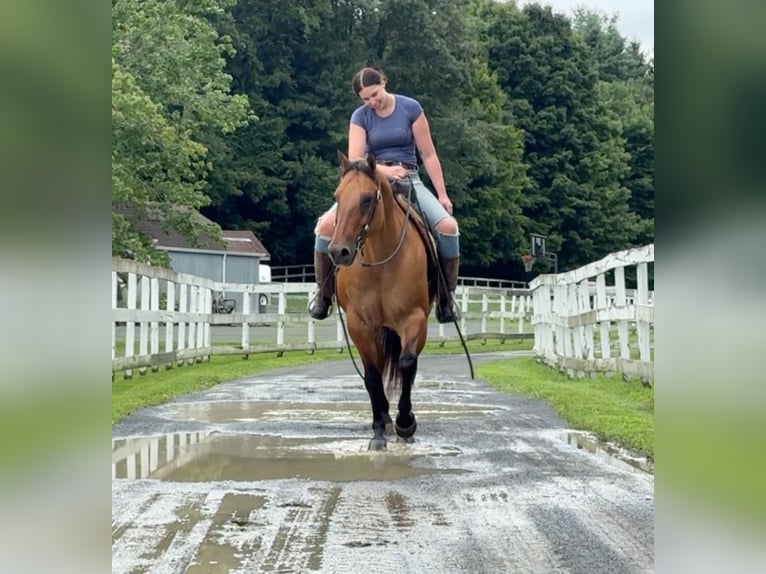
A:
112,352,653,573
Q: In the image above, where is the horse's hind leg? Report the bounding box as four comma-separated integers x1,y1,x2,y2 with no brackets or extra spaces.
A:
362,359,390,450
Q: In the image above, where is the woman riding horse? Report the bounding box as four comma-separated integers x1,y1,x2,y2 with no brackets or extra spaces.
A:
310,66,460,324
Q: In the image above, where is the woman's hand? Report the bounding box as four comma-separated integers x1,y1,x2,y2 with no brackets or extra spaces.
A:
379,164,409,180
439,195,453,215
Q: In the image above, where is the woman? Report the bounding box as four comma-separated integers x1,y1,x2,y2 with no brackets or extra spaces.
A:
309,66,460,323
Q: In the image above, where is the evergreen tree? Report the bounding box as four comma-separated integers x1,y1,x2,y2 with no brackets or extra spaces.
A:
484,2,639,269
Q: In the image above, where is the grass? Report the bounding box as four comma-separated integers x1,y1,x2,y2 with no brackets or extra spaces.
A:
112,338,532,424
477,357,654,458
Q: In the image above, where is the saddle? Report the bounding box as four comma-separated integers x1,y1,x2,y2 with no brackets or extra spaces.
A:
390,179,440,300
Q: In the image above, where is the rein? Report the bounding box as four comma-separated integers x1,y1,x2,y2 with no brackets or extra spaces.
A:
337,288,365,381
356,176,413,267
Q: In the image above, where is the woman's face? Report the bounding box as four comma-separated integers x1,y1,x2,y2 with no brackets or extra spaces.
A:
358,82,388,111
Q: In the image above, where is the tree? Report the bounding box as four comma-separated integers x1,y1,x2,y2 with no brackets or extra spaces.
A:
112,59,210,264
111,0,251,262
572,8,654,245
571,9,649,83
202,0,371,262
484,2,639,269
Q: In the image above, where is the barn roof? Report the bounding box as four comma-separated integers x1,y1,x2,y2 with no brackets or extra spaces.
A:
120,205,271,259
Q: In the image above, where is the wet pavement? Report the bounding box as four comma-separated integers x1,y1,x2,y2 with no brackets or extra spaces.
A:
112,352,654,573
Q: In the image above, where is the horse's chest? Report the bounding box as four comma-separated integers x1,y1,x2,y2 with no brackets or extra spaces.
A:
342,289,398,324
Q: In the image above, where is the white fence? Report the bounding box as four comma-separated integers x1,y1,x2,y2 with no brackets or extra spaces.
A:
111,258,533,377
530,244,654,382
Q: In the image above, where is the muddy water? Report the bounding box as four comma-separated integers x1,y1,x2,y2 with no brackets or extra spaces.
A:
112,431,466,482
563,431,654,474
160,399,498,424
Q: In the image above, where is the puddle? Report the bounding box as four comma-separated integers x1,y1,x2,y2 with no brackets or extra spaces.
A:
562,431,654,474
161,400,500,424
112,431,465,482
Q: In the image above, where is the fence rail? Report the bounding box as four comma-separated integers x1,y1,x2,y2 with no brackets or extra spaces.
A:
112,258,534,376
529,244,654,382
270,264,528,290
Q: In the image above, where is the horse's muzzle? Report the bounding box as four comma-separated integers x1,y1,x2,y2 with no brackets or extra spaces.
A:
329,244,356,266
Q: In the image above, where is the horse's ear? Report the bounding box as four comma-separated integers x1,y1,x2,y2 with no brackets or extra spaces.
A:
337,150,349,169
366,151,376,173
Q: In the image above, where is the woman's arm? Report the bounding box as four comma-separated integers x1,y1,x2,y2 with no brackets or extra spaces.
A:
347,123,367,161
412,112,452,214
348,123,401,178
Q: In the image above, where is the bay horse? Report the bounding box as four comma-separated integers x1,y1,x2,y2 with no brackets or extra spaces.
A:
329,151,436,450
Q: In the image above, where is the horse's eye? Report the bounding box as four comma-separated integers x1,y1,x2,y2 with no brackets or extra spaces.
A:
360,195,374,208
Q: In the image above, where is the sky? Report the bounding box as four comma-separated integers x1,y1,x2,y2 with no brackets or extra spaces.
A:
516,0,654,54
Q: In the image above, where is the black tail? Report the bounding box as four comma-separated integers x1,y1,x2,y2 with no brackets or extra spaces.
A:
380,327,402,397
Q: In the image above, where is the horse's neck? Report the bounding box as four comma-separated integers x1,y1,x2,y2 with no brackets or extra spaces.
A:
364,187,405,261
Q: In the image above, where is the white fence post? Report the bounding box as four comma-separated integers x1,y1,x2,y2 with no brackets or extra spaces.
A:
499,295,506,334
125,272,137,379
596,273,610,361
614,266,630,361
177,283,187,365
201,288,211,362
150,277,160,372
139,275,150,375
112,272,118,364
636,262,651,364
277,292,286,348
165,282,175,369
187,285,197,364
241,291,251,351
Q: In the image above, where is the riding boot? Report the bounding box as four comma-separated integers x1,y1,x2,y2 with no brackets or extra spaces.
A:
309,250,335,320
436,255,460,323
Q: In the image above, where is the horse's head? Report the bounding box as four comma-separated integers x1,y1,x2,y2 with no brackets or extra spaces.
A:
329,151,385,266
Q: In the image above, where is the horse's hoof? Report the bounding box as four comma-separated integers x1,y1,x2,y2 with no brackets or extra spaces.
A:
368,438,387,451
395,413,417,439
384,422,395,436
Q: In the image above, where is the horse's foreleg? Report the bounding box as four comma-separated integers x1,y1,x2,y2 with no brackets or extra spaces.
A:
363,359,389,450
395,312,427,440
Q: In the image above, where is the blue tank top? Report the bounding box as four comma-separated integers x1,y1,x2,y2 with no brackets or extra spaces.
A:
350,94,423,164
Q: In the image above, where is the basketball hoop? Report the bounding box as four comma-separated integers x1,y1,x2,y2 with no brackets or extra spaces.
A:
521,253,535,272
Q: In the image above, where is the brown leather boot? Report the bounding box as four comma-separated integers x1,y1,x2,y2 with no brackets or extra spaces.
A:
436,256,459,323
308,250,335,320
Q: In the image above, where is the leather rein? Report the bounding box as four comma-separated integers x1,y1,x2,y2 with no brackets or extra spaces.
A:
352,175,413,267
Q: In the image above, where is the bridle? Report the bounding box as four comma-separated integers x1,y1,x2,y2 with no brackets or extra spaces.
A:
337,171,412,268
